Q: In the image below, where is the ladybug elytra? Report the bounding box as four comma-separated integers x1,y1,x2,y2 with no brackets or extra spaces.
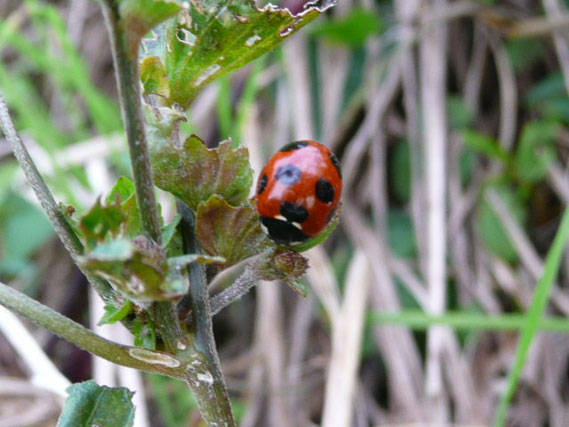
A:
256,140,342,246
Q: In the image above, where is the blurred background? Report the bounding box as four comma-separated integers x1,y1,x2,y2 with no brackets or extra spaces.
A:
1,0,569,426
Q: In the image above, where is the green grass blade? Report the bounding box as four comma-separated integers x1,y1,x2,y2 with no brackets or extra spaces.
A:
369,310,569,332
494,208,569,426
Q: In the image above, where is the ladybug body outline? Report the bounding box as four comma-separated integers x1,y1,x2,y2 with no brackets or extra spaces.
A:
256,140,342,246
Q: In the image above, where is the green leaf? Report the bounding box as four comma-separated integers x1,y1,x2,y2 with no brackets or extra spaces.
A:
151,135,253,210
310,7,382,46
98,300,133,325
78,177,142,248
133,317,157,349
462,129,509,162
78,199,126,248
196,196,270,267
142,0,335,107
105,176,135,204
118,0,183,51
288,208,341,252
57,381,134,427
514,120,558,183
79,237,188,302
475,184,528,263
141,56,170,99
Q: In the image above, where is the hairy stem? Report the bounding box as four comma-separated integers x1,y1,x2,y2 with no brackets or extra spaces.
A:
101,1,162,245
0,94,115,301
0,281,185,379
210,266,258,316
0,94,82,256
178,201,236,426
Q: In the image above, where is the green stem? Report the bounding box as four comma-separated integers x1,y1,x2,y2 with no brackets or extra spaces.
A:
0,281,185,379
149,301,187,354
178,201,236,426
0,94,115,301
0,94,82,257
101,0,162,245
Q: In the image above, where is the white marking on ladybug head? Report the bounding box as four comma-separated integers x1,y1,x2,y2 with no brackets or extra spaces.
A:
275,215,287,222
292,222,302,230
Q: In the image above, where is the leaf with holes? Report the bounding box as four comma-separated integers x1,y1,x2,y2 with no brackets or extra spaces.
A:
79,237,185,302
196,196,271,267
140,0,335,107
78,177,140,248
151,135,253,210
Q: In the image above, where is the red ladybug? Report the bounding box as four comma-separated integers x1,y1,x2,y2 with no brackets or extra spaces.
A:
256,140,342,246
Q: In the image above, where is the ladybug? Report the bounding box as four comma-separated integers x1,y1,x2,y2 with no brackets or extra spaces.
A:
256,140,342,246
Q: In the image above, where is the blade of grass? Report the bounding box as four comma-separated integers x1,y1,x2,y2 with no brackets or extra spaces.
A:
2,0,121,135
216,76,233,141
494,208,569,426
233,56,267,146
26,0,122,134
369,310,569,332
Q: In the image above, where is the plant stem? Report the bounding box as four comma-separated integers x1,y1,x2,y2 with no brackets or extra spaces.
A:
149,301,187,354
101,0,162,245
209,266,257,316
178,201,236,426
0,94,115,301
0,281,185,379
0,94,83,257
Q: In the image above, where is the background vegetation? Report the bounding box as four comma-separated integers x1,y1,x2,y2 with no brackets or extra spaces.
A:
1,0,569,425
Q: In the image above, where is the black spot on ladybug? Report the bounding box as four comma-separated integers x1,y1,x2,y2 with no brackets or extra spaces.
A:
275,164,301,186
258,174,268,195
279,141,309,152
329,153,342,178
280,201,309,223
261,216,310,245
316,178,335,203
